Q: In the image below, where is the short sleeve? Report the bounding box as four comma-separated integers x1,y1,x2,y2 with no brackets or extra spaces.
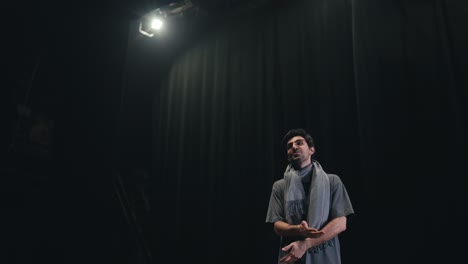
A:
265,180,286,223
328,174,355,222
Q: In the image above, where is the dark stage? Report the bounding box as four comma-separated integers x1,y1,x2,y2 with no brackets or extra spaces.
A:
4,0,467,263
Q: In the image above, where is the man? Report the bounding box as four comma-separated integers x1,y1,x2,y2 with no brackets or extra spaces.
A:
265,128,354,263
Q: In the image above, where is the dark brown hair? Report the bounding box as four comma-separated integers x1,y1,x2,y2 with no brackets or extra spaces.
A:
282,128,315,150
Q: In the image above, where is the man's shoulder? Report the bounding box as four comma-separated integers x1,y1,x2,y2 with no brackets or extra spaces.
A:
327,173,340,180
326,173,344,186
273,178,286,185
272,178,286,190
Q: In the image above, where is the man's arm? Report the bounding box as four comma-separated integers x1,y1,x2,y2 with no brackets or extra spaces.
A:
302,216,347,248
274,220,325,238
274,220,302,236
276,217,347,263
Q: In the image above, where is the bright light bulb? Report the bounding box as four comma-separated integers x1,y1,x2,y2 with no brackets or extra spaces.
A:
151,18,163,30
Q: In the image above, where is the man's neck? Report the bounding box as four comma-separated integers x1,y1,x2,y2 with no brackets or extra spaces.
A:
292,160,312,170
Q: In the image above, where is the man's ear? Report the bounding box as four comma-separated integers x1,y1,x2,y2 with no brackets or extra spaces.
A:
309,146,315,155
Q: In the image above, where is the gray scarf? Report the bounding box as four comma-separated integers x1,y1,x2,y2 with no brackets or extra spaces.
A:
283,160,330,229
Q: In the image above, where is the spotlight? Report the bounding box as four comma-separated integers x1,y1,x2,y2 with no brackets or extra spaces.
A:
150,18,163,30
139,0,199,37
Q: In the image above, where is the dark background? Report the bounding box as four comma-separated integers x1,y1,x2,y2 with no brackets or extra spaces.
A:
3,0,467,263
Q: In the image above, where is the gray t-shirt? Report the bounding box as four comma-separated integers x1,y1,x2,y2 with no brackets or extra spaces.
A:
266,173,354,264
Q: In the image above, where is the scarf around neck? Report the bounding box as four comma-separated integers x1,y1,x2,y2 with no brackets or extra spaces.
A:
283,160,330,229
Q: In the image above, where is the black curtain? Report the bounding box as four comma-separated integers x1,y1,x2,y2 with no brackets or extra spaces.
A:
121,0,467,263
4,2,141,263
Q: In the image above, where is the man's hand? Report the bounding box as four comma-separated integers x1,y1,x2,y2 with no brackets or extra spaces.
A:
296,220,325,238
279,240,309,263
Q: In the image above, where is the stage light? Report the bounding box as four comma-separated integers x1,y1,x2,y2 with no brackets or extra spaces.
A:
151,18,163,30
138,0,199,37
139,11,166,37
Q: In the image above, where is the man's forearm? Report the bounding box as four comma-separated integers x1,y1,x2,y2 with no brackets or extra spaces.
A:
273,221,302,236
304,216,347,248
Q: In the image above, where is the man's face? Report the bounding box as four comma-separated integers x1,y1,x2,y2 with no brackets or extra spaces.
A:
286,136,315,168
